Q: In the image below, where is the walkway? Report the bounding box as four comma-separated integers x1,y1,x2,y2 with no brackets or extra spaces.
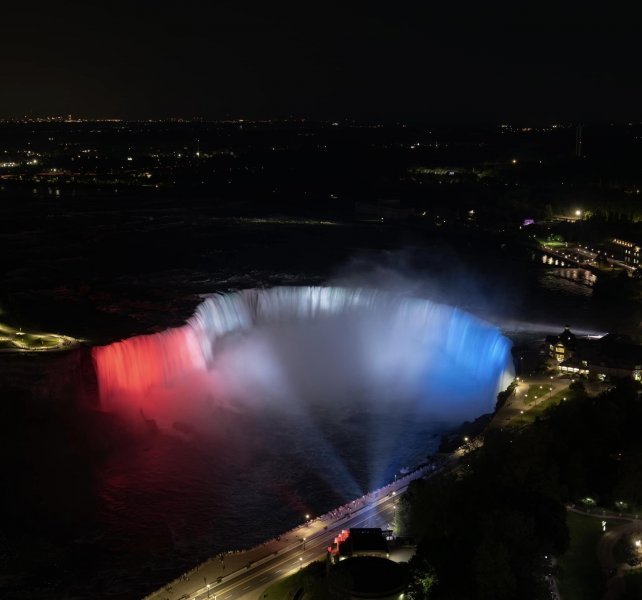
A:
144,460,444,600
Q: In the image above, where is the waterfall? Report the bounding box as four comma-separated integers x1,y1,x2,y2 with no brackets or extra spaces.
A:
93,287,514,418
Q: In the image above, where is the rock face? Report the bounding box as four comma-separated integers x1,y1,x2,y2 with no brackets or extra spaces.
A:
0,346,97,406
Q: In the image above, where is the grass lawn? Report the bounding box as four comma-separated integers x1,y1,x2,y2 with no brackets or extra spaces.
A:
613,536,633,565
259,561,328,600
539,240,567,247
623,570,642,600
523,384,556,405
556,512,605,600
509,388,569,427
0,321,77,351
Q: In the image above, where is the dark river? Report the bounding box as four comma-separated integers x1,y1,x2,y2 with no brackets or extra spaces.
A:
0,192,632,599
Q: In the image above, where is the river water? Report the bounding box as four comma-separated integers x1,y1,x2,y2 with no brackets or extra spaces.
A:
0,198,626,599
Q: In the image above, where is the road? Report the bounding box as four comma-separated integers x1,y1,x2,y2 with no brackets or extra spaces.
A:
567,507,642,600
193,496,397,600
542,243,635,274
146,463,444,600
150,373,596,600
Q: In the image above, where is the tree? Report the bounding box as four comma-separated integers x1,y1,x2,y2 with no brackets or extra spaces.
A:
406,555,437,599
473,538,516,600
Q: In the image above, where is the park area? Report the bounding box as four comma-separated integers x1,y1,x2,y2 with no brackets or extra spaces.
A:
556,512,605,600
0,321,78,351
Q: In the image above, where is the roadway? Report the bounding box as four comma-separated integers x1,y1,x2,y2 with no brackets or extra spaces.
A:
566,506,642,600
146,464,442,600
543,243,636,274
192,497,397,600
150,374,595,600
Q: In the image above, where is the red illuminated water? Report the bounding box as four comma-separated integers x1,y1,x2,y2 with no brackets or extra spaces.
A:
93,326,207,412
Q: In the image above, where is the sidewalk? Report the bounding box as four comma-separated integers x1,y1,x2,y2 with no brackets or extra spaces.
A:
145,462,434,600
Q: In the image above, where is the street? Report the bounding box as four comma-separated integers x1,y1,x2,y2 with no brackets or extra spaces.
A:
145,463,440,600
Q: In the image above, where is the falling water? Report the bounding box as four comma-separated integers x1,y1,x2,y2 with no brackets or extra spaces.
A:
88,286,516,591
93,286,514,423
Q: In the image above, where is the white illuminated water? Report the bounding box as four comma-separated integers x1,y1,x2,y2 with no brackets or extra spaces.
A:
94,286,515,424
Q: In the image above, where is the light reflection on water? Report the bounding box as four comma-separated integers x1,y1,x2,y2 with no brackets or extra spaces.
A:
93,406,443,594
538,268,596,296
90,287,515,597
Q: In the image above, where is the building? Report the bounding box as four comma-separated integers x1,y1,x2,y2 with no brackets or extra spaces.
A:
545,326,578,363
326,529,406,599
327,556,407,600
610,238,641,268
547,327,642,381
328,528,390,563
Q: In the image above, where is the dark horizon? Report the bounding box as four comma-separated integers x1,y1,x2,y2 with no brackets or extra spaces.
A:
2,1,641,123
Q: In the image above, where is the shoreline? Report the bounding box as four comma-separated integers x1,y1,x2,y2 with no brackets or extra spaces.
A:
143,458,443,600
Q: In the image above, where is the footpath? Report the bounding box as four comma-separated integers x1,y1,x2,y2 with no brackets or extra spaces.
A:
145,460,441,600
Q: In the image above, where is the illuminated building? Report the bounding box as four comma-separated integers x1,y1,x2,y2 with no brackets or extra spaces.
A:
546,326,577,363
550,329,642,381
610,238,641,267
328,528,389,563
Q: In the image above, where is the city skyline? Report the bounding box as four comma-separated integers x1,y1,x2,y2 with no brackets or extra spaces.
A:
2,1,641,123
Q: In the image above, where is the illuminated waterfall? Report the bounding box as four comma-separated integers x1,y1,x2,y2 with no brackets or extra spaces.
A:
93,287,514,419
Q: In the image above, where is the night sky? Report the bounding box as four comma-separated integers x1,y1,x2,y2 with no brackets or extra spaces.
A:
1,1,640,122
